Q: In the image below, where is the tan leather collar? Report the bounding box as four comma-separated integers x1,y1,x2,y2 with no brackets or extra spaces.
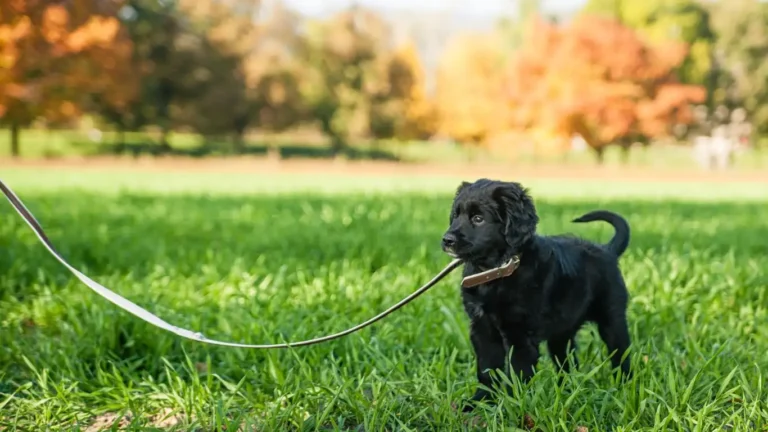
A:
461,255,521,288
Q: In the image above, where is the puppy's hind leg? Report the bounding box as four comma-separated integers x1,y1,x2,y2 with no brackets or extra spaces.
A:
596,311,632,379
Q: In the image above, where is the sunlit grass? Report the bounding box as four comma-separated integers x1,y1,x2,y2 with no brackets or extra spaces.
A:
3,167,768,201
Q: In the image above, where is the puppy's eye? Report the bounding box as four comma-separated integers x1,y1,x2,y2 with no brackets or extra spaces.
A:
471,215,484,224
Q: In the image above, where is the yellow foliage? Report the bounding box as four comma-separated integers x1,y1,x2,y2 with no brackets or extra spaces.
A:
389,40,437,140
435,32,510,144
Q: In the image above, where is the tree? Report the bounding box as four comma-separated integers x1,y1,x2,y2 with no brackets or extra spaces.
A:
300,6,393,155
99,0,211,150
173,0,255,148
435,32,509,145
707,0,768,138
239,0,307,148
358,38,437,142
507,16,706,163
0,0,133,157
123,0,307,154
384,40,437,141
582,0,715,88
0,18,30,126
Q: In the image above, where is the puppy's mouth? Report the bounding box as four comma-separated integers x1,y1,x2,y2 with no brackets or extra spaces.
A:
443,246,491,264
441,245,461,259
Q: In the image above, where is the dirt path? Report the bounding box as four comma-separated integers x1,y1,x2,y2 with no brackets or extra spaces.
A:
2,156,767,184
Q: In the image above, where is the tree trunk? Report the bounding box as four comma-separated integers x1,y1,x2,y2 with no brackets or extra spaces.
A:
117,126,126,145
159,127,171,153
232,116,249,154
619,143,631,165
594,146,605,165
232,131,246,154
330,135,346,158
266,144,280,161
10,122,20,158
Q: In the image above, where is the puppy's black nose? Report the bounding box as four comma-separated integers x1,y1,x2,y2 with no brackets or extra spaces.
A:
442,233,457,248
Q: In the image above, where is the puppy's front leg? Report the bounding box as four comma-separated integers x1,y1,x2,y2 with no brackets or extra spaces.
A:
463,318,506,411
508,338,540,382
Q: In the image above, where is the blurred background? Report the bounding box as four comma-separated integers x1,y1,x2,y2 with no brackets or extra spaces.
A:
1,0,766,172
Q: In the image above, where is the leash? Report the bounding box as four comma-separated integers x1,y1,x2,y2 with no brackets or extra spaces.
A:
0,178,463,349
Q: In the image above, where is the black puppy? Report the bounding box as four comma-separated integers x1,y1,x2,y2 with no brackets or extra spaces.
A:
442,179,632,411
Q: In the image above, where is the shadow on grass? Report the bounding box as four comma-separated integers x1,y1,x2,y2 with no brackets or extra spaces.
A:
87,140,401,162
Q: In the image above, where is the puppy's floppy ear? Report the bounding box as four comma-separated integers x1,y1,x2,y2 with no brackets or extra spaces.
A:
492,182,538,249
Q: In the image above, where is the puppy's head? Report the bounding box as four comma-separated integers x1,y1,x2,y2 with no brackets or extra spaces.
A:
442,179,538,264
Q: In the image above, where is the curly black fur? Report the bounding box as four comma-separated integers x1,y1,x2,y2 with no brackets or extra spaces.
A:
441,179,633,411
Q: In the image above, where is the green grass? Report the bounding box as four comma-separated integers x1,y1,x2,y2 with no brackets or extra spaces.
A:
1,170,767,431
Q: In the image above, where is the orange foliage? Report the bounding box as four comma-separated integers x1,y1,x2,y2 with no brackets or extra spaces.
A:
507,15,706,152
0,1,135,128
436,32,510,144
41,6,69,44
66,16,120,52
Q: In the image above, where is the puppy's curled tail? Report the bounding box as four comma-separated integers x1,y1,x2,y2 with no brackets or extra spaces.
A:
572,210,630,257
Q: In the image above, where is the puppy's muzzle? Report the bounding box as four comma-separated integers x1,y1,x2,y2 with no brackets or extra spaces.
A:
442,233,459,257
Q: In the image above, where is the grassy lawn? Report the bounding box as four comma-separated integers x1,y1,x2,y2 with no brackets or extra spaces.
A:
1,169,767,430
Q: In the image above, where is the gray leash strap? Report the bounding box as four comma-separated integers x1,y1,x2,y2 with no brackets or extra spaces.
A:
0,178,463,349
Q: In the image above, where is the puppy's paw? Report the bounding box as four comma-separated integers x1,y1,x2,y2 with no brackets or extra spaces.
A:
607,366,633,387
456,389,492,412
460,400,477,413
451,403,488,427
450,399,477,413
619,368,634,382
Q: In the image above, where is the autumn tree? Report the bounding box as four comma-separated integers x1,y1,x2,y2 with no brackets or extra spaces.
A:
582,0,715,89
171,0,254,148
0,0,134,156
707,0,768,138
172,0,307,152
435,32,509,145
300,6,394,155
95,0,221,150
507,16,706,163
239,1,306,147
361,38,437,142
382,40,437,141
0,19,29,122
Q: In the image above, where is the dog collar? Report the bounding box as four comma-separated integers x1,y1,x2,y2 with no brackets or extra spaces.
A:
461,255,521,288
